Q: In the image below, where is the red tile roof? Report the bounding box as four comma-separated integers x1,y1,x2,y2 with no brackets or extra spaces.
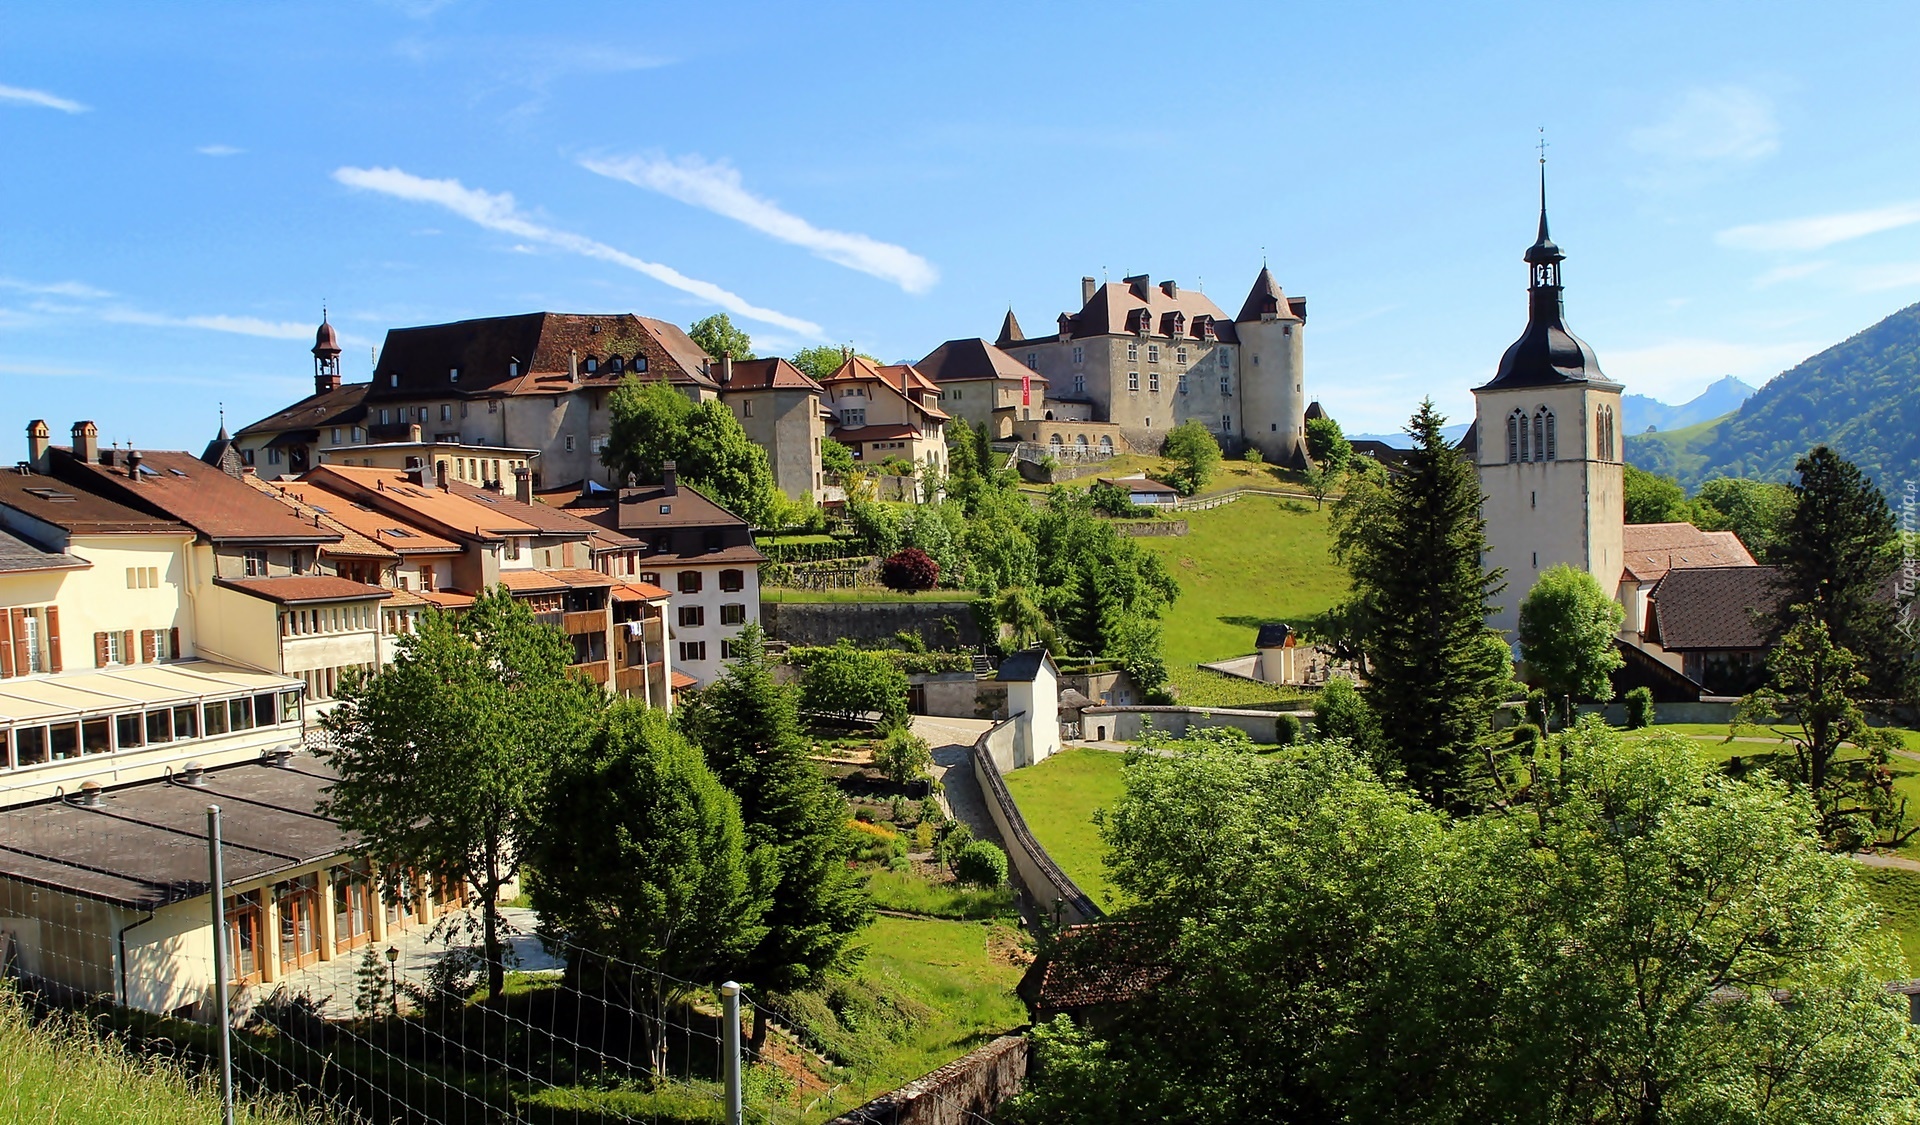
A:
244,478,400,561
0,468,191,537
215,576,393,605
821,355,949,422
303,465,543,540
670,670,698,690
916,338,1047,385
716,357,825,393
446,480,637,545
415,589,476,609
234,382,370,438
612,581,671,602
55,449,340,543
1622,523,1757,584
368,313,717,404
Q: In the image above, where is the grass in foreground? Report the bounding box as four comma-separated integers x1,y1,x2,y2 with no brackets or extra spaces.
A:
1002,748,1128,910
0,989,317,1124
1856,866,1920,976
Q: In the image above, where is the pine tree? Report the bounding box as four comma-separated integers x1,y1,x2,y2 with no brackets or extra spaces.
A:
681,625,868,1048
1332,400,1507,807
1775,446,1913,702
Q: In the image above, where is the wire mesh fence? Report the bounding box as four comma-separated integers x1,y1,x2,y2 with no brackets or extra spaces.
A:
0,803,1014,1125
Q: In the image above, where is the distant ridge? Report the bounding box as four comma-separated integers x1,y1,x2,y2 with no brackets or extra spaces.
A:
1627,300,1920,492
1622,376,1755,435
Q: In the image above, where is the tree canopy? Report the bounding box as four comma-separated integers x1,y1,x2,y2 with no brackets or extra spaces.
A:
1517,564,1625,703
602,375,781,525
321,588,602,999
790,345,878,383
1012,725,1920,1124
1158,420,1221,496
1690,476,1794,561
1624,462,1691,524
1304,414,1352,474
687,313,754,362
797,640,910,728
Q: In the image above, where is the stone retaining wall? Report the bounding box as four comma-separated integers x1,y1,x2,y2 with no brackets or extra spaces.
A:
760,600,981,649
824,1036,1029,1125
1079,705,1314,745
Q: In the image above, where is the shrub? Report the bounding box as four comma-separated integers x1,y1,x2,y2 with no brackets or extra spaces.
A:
937,821,974,871
1242,446,1264,465
873,727,934,785
913,821,936,851
1624,686,1655,730
1274,713,1302,746
881,547,940,593
955,841,1009,887
1510,722,1542,748
918,796,945,826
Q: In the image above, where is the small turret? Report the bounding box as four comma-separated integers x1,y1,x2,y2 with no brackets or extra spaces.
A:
313,310,343,395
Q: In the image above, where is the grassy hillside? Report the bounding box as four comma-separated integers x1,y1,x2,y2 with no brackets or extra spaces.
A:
1003,747,1128,909
1623,412,1730,483
1134,496,1345,701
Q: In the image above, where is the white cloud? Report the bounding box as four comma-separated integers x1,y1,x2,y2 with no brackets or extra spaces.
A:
0,83,87,114
582,153,939,294
1629,85,1778,164
0,277,113,299
333,165,824,338
1752,261,1830,288
1603,338,1819,401
196,144,244,157
1718,200,1920,252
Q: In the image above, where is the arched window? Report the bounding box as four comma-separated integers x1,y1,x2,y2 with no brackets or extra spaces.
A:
1532,410,1545,463
1506,410,1521,463
1596,406,1606,461
1516,409,1530,462
1543,409,1557,461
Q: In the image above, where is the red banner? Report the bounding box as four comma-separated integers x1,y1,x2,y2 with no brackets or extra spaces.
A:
1021,374,1031,406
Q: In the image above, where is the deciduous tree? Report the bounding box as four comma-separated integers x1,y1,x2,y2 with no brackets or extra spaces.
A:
1517,564,1624,704
1304,415,1352,475
687,313,755,363
798,641,910,728
880,547,940,593
321,589,602,1001
791,345,878,383
1158,421,1220,497
1624,463,1690,524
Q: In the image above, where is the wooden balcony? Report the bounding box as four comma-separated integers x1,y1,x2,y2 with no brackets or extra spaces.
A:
562,610,606,635
574,660,610,685
614,666,650,696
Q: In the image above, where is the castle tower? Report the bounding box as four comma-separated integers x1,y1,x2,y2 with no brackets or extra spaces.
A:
1473,171,1624,637
1233,266,1308,466
313,310,342,396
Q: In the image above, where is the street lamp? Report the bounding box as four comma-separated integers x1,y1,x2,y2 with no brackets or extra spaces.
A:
385,945,400,1017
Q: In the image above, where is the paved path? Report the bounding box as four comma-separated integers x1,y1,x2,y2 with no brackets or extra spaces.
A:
1851,852,1920,874
910,715,1004,849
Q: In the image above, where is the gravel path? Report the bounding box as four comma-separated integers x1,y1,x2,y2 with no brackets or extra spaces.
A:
910,715,1005,849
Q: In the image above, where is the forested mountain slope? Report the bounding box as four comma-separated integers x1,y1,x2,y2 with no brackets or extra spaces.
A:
1626,301,1920,491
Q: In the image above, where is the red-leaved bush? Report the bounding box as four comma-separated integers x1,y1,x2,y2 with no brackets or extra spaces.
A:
880,547,940,593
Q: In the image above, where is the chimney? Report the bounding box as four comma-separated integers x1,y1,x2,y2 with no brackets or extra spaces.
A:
436,460,450,492
177,762,208,788
127,450,143,480
569,349,579,383
414,459,437,490
1161,280,1179,298
1081,276,1097,304
71,421,98,464
514,466,533,505
720,353,734,385
662,460,678,497
25,421,49,472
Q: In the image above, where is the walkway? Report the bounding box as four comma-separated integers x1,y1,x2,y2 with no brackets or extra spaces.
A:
250,905,562,1019
910,715,1005,850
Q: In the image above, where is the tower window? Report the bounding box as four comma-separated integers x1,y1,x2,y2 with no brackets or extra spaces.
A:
1220,375,1232,396
1072,346,1084,365
1543,410,1557,460
1532,411,1545,462
1176,347,1187,368
1219,348,1231,369
1178,374,1189,394
1511,409,1528,462
1148,372,1160,393
1074,374,1085,395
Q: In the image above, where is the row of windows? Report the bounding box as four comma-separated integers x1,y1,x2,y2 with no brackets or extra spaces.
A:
301,665,366,702
1505,408,1559,463
0,689,300,772
1046,433,1118,451
93,628,177,667
282,604,377,637
649,569,747,595
677,604,749,628
1126,373,1234,396
125,566,161,590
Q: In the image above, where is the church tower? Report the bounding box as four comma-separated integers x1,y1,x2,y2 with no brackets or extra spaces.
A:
1234,265,1308,467
1473,170,1624,637
313,310,342,396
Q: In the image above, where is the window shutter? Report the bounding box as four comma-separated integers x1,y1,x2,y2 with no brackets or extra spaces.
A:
122,631,135,664
0,611,12,678
45,607,60,672
10,608,28,675
141,629,156,662
169,627,181,661
95,631,109,668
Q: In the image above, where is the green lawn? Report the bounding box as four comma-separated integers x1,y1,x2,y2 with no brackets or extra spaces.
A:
864,868,1017,920
1034,455,1311,498
1134,497,1347,700
1003,748,1128,910
1856,866,1920,976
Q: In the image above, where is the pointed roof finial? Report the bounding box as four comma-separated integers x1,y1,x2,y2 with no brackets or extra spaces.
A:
1526,129,1562,265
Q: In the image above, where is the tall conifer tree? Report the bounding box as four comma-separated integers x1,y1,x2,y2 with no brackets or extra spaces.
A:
1774,446,1913,702
1332,400,1507,806
681,625,868,1046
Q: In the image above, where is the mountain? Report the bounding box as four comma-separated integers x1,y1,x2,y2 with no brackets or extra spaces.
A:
1621,376,1755,435
1626,301,1920,492
1348,422,1471,449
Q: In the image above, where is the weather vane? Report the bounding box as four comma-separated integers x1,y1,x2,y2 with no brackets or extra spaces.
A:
1537,126,1549,165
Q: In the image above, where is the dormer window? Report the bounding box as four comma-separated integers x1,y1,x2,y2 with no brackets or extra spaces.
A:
509,361,519,378
449,367,460,383
609,355,623,372
634,355,647,373
389,374,398,387
584,358,598,374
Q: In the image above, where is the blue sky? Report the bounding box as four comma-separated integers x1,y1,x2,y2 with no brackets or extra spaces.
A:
6,2,1920,449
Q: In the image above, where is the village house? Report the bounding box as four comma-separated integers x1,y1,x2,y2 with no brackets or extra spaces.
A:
559,463,763,689
916,334,1127,455
711,355,830,500
820,354,949,481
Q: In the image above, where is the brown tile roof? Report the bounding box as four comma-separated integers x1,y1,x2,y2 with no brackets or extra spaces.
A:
54,449,340,544
540,566,615,587
234,382,370,438
303,465,543,540
1099,475,1177,494
368,313,717,404
916,338,1048,385
1234,265,1303,323
716,357,824,393
832,423,928,443
1024,274,1238,344
0,526,87,575
266,479,460,555
563,489,765,565
494,567,615,595
0,468,191,537
1622,522,1757,584
1645,565,1784,652
244,478,399,561
1025,923,1172,1014
821,355,949,422
215,575,393,605
612,581,670,602
446,480,637,545
670,670,699,690
415,589,476,609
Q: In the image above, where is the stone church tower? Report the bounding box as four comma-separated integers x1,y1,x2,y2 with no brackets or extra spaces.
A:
1473,178,1625,638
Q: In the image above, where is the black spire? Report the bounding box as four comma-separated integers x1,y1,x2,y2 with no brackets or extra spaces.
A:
1476,157,1610,392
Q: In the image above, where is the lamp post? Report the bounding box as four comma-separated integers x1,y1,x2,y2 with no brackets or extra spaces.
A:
385,945,400,1017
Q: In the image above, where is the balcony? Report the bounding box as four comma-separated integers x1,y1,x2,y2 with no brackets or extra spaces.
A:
562,610,605,636
573,661,610,686
614,666,650,696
